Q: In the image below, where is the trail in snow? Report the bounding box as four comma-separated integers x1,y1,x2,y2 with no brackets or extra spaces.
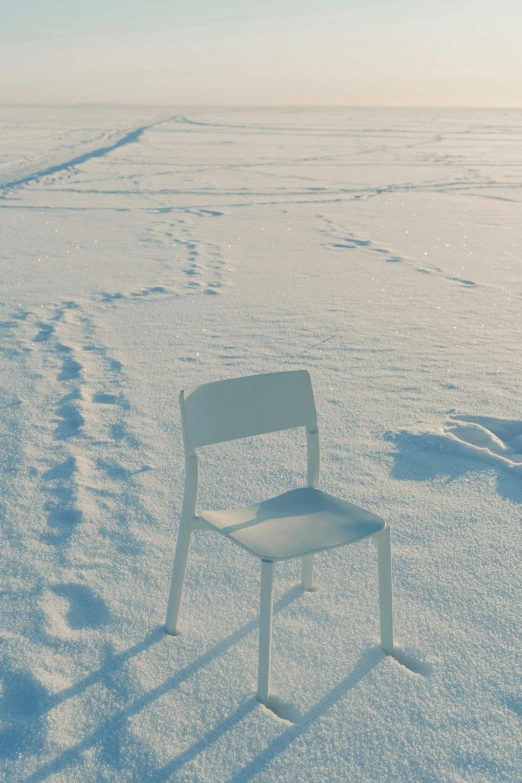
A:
0,114,173,191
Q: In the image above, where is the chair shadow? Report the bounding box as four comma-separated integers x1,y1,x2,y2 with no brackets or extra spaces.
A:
147,645,386,783
21,586,303,783
225,645,385,783
223,644,432,783
219,488,328,536
22,589,432,782
148,698,259,782
385,431,470,484
36,626,165,721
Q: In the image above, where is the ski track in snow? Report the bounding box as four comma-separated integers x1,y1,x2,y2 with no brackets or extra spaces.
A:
0,116,174,192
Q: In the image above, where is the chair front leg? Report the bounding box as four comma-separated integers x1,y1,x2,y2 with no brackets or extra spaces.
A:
301,554,314,590
165,520,193,635
375,525,394,654
258,559,275,703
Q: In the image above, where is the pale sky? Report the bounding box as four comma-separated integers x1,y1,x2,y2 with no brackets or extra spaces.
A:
1,0,521,106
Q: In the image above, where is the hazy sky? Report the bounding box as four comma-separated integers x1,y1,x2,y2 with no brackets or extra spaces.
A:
1,0,521,106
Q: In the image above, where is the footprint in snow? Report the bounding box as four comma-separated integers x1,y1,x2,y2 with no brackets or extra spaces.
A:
0,668,47,760
42,455,77,481
503,694,522,718
45,489,83,541
448,276,476,287
55,392,85,439
50,583,110,630
58,356,83,381
33,322,55,342
101,291,124,302
131,285,170,297
93,392,118,404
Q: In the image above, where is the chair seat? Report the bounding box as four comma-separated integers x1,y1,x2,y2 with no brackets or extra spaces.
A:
199,487,385,561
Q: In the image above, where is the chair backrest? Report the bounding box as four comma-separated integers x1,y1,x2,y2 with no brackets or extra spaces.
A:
180,370,317,450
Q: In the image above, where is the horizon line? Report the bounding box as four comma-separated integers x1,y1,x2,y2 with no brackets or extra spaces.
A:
1,103,522,110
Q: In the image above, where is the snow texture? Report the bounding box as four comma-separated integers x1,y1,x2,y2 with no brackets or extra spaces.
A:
1,106,521,782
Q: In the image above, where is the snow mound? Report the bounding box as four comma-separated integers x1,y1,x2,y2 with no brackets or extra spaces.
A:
392,415,522,473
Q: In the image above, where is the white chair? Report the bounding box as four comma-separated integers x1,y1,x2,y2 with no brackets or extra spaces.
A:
165,370,394,705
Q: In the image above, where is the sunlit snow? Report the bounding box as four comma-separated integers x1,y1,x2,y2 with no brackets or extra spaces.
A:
1,106,521,782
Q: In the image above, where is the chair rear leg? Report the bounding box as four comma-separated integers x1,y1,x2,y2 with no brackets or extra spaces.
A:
301,554,314,590
258,559,275,704
376,525,394,654
165,521,193,635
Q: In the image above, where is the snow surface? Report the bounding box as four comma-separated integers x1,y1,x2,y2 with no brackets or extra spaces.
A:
1,106,521,782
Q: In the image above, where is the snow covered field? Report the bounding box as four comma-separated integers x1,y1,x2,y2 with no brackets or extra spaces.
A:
1,106,521,782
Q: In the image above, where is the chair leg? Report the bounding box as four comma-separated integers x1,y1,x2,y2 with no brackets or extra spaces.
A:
301,554,314,590
376,525,394,655
258,559,274,704
165,521,193,635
